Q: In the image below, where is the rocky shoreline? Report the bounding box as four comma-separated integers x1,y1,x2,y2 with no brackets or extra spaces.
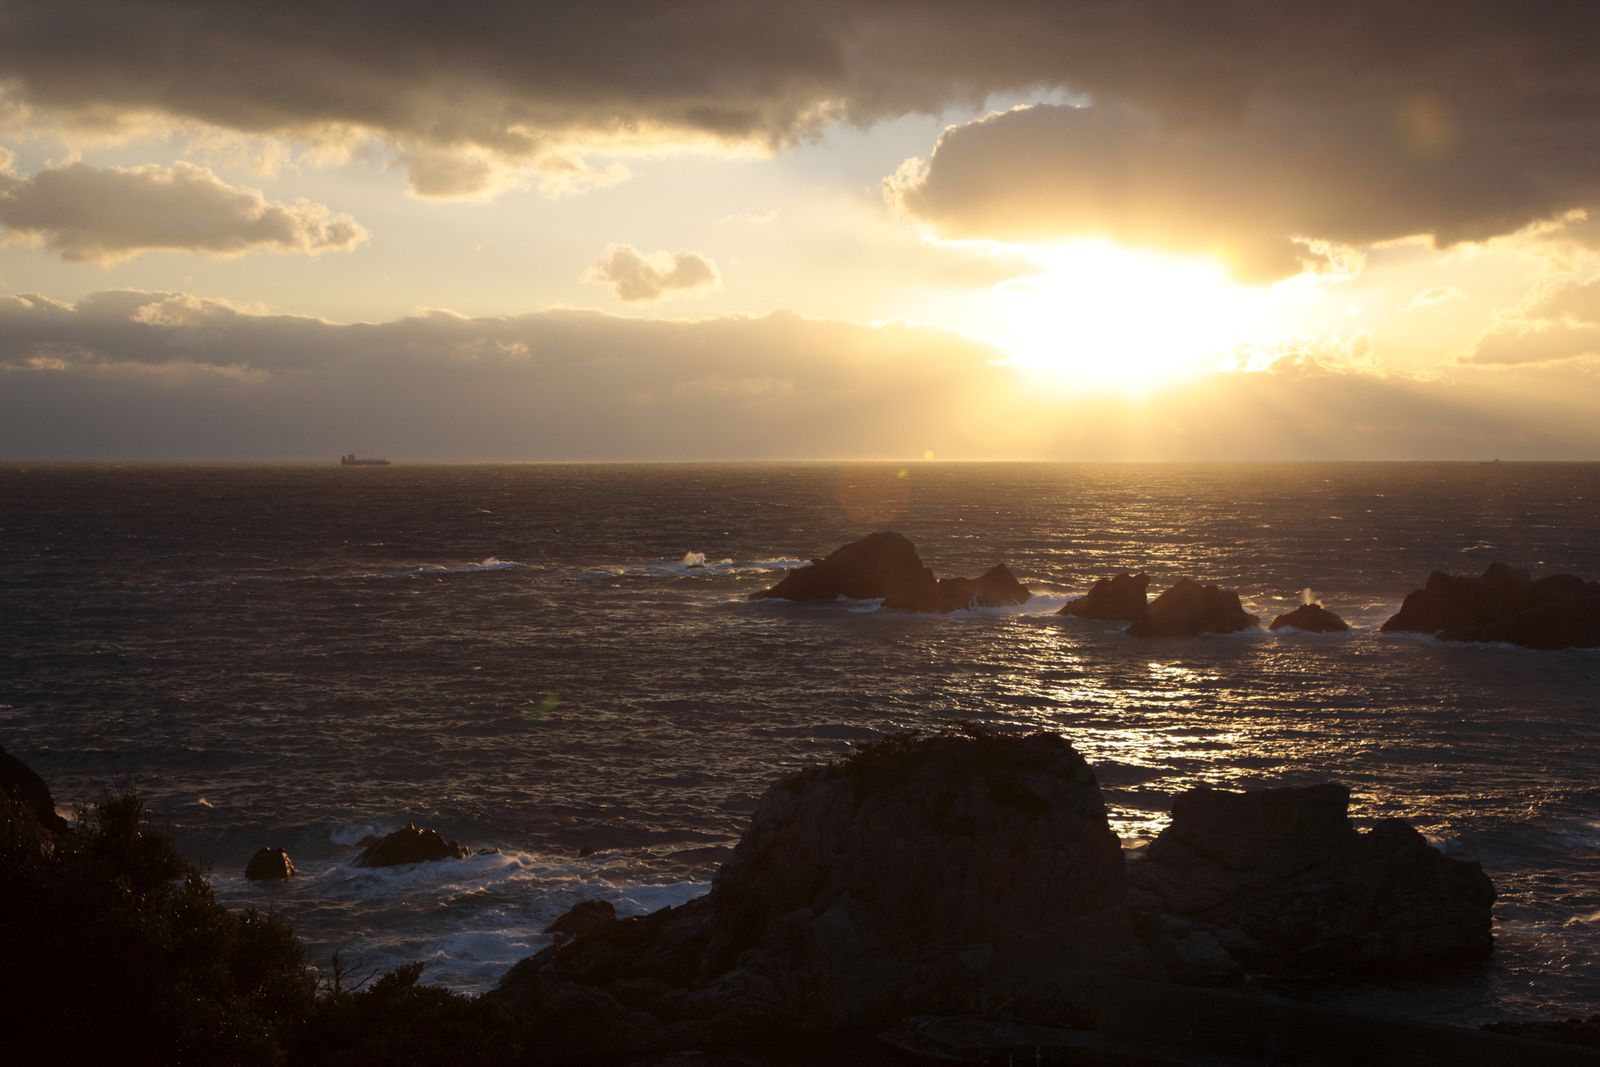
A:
3,737,1597,1064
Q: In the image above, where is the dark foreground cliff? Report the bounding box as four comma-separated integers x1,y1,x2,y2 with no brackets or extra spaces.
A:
2,744,1592,1066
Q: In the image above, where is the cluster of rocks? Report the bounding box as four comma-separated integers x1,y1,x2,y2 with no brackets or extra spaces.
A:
1383,561,1600,649
763,533,1600,651
243,820,482,881
489,731,1496,1061
1060,571,1342,636
751,531,1030,613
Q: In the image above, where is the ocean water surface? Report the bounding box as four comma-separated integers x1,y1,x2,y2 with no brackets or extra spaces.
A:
1,461,1596,1026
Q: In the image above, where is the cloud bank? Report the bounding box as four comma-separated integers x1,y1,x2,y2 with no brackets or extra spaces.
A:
0,153,367,263
2,0,1599,238
1,290,1594,460
587,245,719,302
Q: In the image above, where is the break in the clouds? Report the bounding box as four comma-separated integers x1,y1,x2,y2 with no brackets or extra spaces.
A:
0,152,367,263
587,245,719,302
1465,276,1600,367
4,1,1600,245
2,290,1596,461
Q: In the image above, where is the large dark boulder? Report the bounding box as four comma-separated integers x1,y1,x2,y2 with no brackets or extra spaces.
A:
1382,562,1600,649
245,846,295,880
753,532,1029,613
494,732,1132,1055
1060,572,1151,622
751,531,933,604
0,745,69,833
1129,784,1494,976
1269,603,1351,632
1127,579,1258,637
354,822,472,867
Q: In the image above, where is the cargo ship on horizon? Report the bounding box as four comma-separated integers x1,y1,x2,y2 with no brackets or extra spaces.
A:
339,453,391,466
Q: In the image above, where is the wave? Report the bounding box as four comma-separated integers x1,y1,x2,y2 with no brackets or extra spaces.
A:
578,555,810,580
383,557,523,578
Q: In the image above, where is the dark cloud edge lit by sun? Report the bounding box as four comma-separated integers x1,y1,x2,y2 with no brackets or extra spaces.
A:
2,1,1599,459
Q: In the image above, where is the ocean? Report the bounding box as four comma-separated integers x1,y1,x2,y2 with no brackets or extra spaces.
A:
1,461,1596,1027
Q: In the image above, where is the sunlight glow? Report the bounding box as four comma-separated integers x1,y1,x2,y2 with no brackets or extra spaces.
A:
981,240,1271,392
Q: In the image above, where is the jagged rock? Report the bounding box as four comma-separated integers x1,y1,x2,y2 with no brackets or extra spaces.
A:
1127,579,1258,637
545,899,617,943
244,846,295,880
1060,572,1151,622
354,821,471,867
1269,603,1351,632
1129,784,1494,976
752,532,1028,614
0,745,69,833
1382,562,1600,649
494,732,1132,1054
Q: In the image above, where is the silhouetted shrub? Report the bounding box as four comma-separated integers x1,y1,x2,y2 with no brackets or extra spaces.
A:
0,791,314,1065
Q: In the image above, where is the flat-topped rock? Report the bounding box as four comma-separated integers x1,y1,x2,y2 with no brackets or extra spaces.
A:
1131,783,1494,976
1270,603,1351,632
1382,562,1600,649
1128,579,1258,637
1060,572,1151,622
354,821,472,867
753,532,1029,613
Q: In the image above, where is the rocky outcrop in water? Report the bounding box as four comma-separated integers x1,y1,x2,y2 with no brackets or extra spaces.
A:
1127,579,1258,637
1060,572,1151,622
0,745,68,833
1269,603,1351,632
354,822,472,867
493,731,1130,1057
1129,784,1494,976
1382,562,1600,649
245,846,295,880
490,735,1500,1061
751,532,1029,613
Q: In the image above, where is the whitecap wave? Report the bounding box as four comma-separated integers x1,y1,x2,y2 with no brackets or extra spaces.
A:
385,557,522,578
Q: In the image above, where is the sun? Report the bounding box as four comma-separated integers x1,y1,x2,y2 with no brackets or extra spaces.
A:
983,240,1270,391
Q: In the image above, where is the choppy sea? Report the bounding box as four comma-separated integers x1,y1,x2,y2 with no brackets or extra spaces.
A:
1,461,1596,1027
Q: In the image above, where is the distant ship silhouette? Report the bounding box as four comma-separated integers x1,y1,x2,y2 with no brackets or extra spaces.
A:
339,453,391,466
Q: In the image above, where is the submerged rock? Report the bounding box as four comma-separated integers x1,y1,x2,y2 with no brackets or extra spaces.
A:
753,532,1029,613
1059,572,1151,622
354,821,471,867
1127,579,1258,637
1382,562,1600,649
1129,783,1494,976
244,846,295,880
1269,603,1351,632
0,745,69,833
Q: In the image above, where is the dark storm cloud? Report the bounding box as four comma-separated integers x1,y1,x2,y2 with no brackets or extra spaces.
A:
1,290,1595,460
4,1,1600,238
0,154,367,262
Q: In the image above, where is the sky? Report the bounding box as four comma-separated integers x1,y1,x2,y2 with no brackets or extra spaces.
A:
2,1,1599,460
